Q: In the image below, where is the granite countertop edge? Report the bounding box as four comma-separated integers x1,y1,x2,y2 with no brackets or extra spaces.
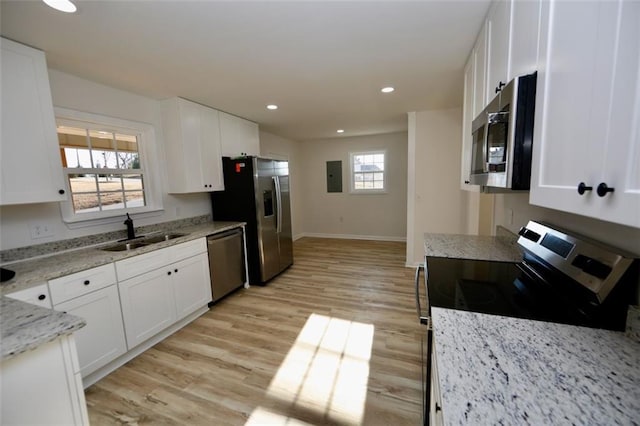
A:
1,298,86,361
423,229,523,263
431,307,640,425
0,220,245,295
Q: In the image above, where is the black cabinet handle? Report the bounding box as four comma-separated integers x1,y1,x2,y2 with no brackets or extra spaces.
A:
435,403,442,412
83,280,90,285
58,189,65,195
577,182,593,195
38,294,46,300
597,182,614,197
495,81,506,93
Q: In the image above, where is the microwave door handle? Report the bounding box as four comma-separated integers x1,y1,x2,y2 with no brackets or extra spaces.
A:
483,112,490,172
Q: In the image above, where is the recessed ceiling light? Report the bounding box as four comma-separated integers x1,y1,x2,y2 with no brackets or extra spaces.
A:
43,0,77,13
381,87,395,93
337,129,345,134
266,104,278,110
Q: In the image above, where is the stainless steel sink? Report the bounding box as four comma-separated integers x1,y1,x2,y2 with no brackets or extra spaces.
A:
101,241,149,252
142,233,187,244
100,233,188,252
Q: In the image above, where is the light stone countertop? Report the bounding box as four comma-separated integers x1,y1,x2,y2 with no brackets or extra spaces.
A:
431,307,640,425
0,220,245,295
424,230,523,263
1,297,86,360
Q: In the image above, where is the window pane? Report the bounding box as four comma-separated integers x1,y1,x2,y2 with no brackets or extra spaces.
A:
63,148,92,168
68,175,97,193
374,172,384,181
355,181,364,189
364,181,373,189
97,176,123,192
100,191,125,210
124,175,145,207
125,191,145,208
72,193,100,213
92,150,119,169
363,173,373,182
373,181,384,189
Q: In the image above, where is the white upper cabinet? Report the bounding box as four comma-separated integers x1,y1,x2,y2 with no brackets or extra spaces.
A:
219,111,260,157
472,24,488,118
509,0,542,78
486,0,512,97
161,97,224,193
461,55,480,192
530,0,640,228
0,38,67,205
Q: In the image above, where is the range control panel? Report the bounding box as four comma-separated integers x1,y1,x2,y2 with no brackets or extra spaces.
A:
517,221,635,302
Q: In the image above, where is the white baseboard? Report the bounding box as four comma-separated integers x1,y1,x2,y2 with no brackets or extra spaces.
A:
405,261,421,268
295,232,406,242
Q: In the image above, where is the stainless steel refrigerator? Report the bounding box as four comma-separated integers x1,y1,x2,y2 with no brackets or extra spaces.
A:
211,157,293,284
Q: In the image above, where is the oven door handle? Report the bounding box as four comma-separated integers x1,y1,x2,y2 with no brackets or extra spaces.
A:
415,263,430,325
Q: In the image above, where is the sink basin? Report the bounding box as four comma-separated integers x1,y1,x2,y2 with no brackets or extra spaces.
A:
100,233,188,252
101,241,149,252
142,233,187,244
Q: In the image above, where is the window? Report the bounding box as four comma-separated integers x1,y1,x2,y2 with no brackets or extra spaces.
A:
350,151,386,193
55,108,161,224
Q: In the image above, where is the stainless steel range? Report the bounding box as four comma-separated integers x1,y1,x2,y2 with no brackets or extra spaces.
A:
415,221,639,425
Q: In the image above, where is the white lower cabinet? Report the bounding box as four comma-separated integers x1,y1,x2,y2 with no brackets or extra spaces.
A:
54,285,127,377
173,253,213,320
430,343,444,426
1,335,88,425
118,267,177,349
6,282,52,308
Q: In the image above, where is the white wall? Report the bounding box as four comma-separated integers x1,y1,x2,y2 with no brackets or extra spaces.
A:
494,193,640,256
0,70,211,250
297,132,408,240
406,108,470,266
259,130,303,240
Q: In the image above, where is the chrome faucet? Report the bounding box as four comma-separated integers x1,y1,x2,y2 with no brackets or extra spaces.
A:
124,213,135,240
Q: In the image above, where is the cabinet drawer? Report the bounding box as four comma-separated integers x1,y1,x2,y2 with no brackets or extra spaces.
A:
169,238,207,262
49,263,116,305
6,283,52,309
115,245,172,281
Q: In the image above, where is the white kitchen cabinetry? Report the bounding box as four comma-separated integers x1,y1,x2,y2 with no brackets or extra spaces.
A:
486,0,512,98
161,97,224,193
116,238,212,348
0,37,67,205
1,335,88,425
429,341,444,426
472,25,488,118
530,0,640,228
509,0,541,79
49,263,127,378
6,282,52,308
118,267,177,348
219,111,260,157
54,285,127,378
461,55,480,192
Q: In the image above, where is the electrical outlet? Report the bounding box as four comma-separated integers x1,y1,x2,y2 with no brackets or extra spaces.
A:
30,222,54,239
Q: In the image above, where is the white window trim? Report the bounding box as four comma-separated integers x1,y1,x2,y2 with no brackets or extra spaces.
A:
55,107,163,226
349,150,387,194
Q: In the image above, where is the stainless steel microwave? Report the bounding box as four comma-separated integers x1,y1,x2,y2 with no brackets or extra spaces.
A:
469,72,537,190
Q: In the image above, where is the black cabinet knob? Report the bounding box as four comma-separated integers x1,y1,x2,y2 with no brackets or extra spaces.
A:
464,180,470,184
174,269,178,273
167,271,172,275
38,294,46,301
58,189,65,195
597,182,614,197
83,280,90,285
577,182,593,195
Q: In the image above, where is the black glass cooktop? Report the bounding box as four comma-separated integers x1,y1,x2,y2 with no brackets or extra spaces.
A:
424,256,631,331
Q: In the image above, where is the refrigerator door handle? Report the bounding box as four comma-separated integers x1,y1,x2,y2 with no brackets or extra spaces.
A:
273,176,282,233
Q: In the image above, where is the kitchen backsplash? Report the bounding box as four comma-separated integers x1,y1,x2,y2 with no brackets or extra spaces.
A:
0,215,212,264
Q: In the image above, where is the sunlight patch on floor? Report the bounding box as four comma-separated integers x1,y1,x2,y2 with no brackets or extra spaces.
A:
245,313,375,425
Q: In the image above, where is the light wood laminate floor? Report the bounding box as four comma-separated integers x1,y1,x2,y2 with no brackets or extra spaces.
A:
86,238,424,425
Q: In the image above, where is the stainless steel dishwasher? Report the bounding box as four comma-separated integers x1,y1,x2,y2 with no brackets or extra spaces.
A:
207,228,246,303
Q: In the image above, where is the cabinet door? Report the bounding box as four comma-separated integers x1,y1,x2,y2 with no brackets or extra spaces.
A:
509,0,541,78
177,98,208,192
472,24,488,117
486,0,512,96
530,0,639,228
199,106,224,191
219,111,260,157
118,268,176,349
6,283,52,309
54,285,127,377
0,38,67,205
461,55,480,192
172,253,212,320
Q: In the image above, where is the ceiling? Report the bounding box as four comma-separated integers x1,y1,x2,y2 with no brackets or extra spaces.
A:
0,0,490,141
